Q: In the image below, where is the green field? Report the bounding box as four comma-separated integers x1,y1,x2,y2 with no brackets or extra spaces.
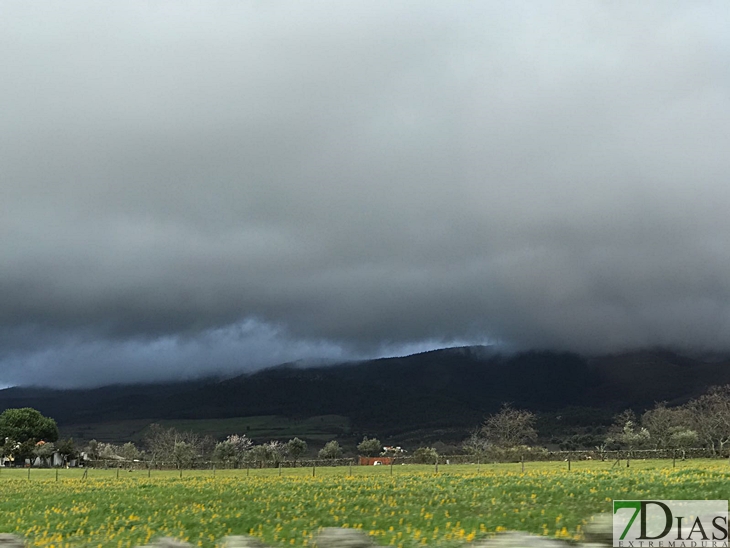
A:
0,460,728,548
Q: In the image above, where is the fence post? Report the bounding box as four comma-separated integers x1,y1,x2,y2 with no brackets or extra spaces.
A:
390,458,393,476
312,463,316,477
435,457,438,474
27,467,30,480
179,467,182,479
568,456,571,471
116,466,119,479
521,455,524,473
349,460,352,476
673,450,676,468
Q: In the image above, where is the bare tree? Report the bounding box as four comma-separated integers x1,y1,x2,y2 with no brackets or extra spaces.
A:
481,404,537,448
641,402,689,449
462,429,490,462
145,424,209,466
684,385,730,455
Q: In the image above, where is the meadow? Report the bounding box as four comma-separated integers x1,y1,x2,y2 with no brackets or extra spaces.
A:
0,460,728,548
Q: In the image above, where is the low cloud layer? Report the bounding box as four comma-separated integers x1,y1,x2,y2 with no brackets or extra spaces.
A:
2,1,730,386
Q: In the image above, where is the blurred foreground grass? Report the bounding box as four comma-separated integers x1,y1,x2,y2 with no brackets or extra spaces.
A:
0,459,728,548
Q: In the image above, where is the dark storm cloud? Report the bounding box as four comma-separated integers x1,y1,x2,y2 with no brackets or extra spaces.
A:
1,1,730,386
0,321,356,388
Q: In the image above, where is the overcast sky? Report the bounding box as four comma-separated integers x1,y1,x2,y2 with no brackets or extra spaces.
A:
2,1,730,387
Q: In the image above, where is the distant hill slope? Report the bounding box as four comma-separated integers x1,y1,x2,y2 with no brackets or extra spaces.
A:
1,347,729,444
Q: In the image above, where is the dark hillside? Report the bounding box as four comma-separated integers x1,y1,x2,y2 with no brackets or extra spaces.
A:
0,347,728,444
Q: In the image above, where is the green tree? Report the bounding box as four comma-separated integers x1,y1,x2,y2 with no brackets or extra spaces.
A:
56,438,78,464
213,441,237,467
286,437,307,463
357,436,381,457
618,421,651,450
249,444,272,467
32,441,55,466
0,437,19,460
85,439,99,460
0,408,58,443
15,440,37,463
606,410,650,450
264,441,285,465
171,441,195,469
668,428,698,457
213,435,252,468
412,446,438,464
98,443,119,460
318,440,343,459
119,442,140,461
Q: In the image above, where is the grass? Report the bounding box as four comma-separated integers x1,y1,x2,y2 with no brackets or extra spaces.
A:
0,460,728,548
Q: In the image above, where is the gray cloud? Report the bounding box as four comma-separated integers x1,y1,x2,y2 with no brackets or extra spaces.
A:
0,320,354,388
2,1,730,386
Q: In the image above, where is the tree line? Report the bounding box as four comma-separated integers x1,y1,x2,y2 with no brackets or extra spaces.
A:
604,384,730,454
2,383,730,468
0,412,398,468
460,383,730,459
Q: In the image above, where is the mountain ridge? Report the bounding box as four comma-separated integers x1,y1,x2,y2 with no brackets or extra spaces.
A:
1,346,729,445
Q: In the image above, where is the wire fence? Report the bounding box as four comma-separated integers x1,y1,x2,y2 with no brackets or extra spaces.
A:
2,448,729,482
86,457,359,470
73,447,730,471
